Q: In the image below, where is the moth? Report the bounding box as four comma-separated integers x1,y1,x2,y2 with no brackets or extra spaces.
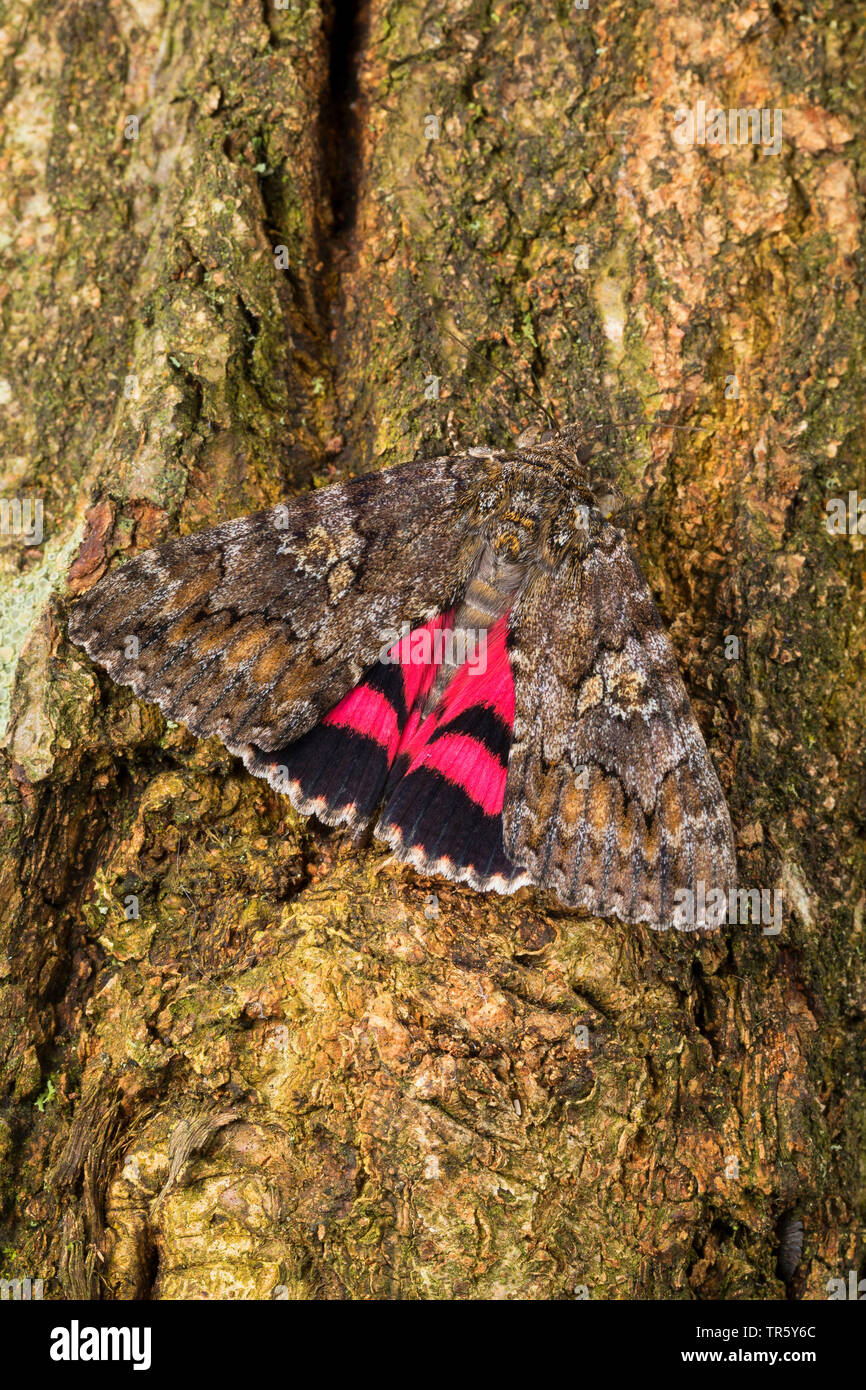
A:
68,425,736,926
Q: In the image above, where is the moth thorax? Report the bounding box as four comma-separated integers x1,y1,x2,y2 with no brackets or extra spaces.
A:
493,530,521,561
491,511,540,563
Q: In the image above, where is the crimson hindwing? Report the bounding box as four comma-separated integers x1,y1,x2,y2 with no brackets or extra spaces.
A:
247,614,530,895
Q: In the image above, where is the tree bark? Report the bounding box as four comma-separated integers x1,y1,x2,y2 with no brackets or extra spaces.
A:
0,0,863,1300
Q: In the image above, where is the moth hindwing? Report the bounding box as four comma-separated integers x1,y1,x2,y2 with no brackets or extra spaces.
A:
69,427,736,926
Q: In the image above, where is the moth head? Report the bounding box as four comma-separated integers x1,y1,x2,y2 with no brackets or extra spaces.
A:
516,423,614,496
515,424,558,449
591,477,625,520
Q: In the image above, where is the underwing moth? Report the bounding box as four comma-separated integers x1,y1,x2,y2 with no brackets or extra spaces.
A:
68,425,736,926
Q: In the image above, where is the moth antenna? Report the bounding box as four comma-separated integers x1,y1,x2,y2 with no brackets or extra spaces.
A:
440,325,557,432
439,327,701,439
527,362,560,431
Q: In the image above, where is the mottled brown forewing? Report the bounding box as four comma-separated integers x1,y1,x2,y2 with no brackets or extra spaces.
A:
503,523,737,924
68,456,480,757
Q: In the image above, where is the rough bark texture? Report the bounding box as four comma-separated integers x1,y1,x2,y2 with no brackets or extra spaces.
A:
0,0,864,1300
